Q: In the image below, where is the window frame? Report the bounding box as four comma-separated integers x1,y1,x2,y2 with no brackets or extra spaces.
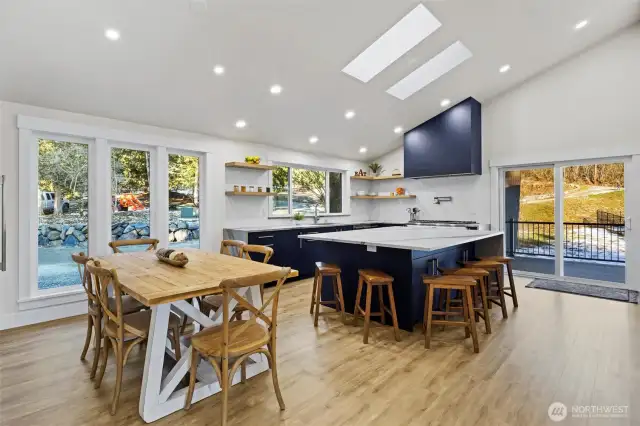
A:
268,162,347,218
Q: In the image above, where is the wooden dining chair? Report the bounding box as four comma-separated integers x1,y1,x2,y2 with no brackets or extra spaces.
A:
86,260,182,415
108,238,159,253
184,267,292,426
201,245,274,318
220,239,247,257
71,252,102,379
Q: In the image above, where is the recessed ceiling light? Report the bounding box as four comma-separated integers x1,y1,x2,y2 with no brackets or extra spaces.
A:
270,84,282,95
394,126,403,134
309,136,319,144
342,4,442,83
213,65,225,75
345,110,356,119
235,120,247,129
499,64,511,73
440,99,451,108
574,20,589,30
359,147,368,153
105,28,120,41
387,41,472,100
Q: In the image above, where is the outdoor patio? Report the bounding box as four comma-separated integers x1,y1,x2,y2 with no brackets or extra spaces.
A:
512,255,625,283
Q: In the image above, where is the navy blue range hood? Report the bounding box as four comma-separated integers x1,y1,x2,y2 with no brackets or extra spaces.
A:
404,97,481,179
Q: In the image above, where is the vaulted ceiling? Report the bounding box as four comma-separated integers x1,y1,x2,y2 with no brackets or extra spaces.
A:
0,0,638,159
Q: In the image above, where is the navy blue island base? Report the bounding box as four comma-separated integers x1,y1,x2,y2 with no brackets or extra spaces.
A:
303,234,503,332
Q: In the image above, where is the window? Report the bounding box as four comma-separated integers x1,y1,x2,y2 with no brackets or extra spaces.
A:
37,138,89,290
271,166,344,216
168,153,200,248
110,147,152,252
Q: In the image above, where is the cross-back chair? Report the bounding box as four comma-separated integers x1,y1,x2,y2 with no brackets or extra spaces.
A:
108,238,159,254
71,252,102,379
86,260,182,415
219,239,247,257
184,267,292,426
201,244,275,318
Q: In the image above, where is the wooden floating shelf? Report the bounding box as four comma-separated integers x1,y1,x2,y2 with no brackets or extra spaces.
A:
225,162,276,171
351,195,416,199
351,175,404,180
225,191,276,197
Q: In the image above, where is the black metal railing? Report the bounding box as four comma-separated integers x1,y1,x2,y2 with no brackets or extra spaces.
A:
596,210,625,225
506,219,625,263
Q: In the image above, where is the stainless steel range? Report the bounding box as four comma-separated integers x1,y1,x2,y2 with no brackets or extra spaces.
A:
407,219,479,229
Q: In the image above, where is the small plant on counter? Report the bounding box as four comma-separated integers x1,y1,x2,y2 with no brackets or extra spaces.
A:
368,162,384,176
292,212,305,221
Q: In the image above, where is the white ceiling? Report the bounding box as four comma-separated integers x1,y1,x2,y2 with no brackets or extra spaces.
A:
0,0,638,160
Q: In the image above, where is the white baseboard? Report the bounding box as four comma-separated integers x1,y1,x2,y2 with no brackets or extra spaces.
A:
0,300,87,330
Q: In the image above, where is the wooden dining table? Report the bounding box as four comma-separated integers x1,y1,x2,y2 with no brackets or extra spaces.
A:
97,248,285,423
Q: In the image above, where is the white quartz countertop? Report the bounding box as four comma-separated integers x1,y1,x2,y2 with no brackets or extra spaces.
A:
224,220,405,232
298,226,503,251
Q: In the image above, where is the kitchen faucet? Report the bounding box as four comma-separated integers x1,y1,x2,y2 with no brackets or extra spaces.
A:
407,207,421,222
314,204,320,224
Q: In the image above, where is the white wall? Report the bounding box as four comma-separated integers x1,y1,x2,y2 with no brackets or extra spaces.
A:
0,101,366,329
485,24,640,166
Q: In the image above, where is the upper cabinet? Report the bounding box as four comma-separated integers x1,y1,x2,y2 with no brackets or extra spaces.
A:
404,97,481,179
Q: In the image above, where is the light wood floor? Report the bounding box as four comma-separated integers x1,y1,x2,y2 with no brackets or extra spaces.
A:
1,277,639,426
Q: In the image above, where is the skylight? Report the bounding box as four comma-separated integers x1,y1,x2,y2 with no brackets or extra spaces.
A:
387,41,472,100
341,4,442,83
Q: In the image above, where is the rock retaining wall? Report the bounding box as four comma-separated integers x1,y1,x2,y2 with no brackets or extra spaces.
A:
37,218,200,247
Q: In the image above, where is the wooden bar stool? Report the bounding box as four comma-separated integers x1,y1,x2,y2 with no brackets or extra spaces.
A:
462,260,509,319
422,275,479,353
311,262,346,325
480,256,519,308
438,267,492,334
353,269,400,344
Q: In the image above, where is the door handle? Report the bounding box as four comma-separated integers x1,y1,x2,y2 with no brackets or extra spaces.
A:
1,175,5,272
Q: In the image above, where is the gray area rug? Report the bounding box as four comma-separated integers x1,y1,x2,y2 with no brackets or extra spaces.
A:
526,279,639,303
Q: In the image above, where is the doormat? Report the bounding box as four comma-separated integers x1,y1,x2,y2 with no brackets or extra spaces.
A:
526,279,639,304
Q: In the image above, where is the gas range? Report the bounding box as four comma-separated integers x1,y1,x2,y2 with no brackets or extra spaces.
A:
407,220,479,229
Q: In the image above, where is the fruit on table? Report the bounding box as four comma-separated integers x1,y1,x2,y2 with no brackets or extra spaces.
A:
245,156,261,164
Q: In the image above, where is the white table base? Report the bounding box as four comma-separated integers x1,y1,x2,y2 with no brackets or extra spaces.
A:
139,286,268,422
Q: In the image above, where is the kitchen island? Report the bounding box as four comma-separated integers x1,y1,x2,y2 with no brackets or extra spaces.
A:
299,226,504,331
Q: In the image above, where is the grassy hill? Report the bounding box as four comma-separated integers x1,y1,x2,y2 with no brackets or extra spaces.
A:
519,190,624,223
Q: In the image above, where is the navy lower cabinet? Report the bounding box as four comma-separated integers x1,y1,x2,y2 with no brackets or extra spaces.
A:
246,224,399,282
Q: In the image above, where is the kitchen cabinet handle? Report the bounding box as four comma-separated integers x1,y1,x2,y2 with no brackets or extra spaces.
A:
258,235,274,239
1,175,5,272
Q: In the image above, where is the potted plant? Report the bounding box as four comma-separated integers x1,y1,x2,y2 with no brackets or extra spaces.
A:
369,162,384,177
292,212,305,224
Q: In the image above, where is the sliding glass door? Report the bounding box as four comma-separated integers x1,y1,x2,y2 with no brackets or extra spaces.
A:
503,167,557,275
502,159,629,285
562,162,625,283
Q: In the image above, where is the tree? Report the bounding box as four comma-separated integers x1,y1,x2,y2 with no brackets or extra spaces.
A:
168,154,199,206
38,140,88,210
111,148,150,193
293,169,325,205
